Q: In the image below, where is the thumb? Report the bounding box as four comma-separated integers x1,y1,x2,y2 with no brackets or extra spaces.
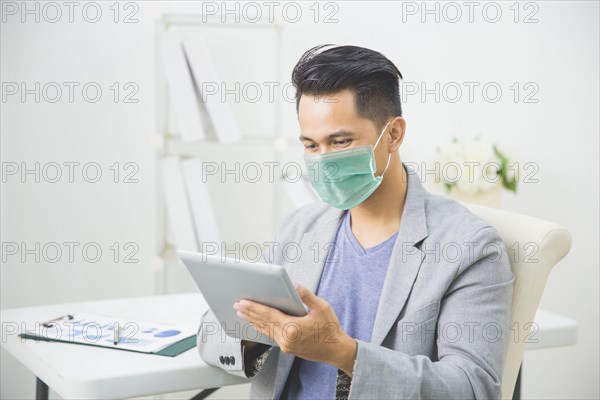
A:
294,283,320,308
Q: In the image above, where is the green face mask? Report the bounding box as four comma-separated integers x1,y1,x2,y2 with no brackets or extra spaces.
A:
303,120,392,210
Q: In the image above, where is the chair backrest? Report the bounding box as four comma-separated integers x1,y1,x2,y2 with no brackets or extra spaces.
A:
460,202,573,399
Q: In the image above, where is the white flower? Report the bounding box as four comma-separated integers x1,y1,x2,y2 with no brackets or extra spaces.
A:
435,137,504,195
456,173,479,195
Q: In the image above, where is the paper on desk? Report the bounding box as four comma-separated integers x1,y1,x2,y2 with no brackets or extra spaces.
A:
22,312,198,353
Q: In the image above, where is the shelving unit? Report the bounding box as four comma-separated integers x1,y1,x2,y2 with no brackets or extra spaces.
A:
153,14,287,295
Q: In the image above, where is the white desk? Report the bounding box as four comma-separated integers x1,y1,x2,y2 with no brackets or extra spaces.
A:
1,293,577,400
0,293,249,400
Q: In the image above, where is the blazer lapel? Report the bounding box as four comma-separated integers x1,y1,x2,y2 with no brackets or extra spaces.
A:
370,165,429,346
272,207,344,399
290,207,345,292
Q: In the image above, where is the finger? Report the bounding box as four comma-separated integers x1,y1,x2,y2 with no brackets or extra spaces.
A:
250,321,278,342
294,283,321,309
236,305,261,324
236,308,281,339
240,300,274,314
241,300,287,321
244,305,287,327
236,309,253,322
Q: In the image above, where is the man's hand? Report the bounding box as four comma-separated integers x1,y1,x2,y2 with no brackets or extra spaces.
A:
233,283,357,377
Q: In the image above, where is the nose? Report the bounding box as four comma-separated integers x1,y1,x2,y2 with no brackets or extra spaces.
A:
317,144,335,154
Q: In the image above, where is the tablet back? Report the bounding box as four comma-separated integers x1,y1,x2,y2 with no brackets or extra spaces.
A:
177,250,308,346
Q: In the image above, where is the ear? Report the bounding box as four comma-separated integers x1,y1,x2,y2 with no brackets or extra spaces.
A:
388,117,406,153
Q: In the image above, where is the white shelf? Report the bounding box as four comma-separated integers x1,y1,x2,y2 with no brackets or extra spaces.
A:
155,14,286,295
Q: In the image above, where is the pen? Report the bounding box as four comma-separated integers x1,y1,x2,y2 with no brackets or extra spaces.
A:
41,314,74,328
114,322,120,346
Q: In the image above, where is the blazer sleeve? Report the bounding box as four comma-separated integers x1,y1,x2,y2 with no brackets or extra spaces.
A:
347,226,515,400
197,307,273,379
195,210,291,378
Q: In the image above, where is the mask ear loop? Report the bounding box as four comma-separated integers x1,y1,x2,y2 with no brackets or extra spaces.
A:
374,120,393,178
373,120,392,150
379,153,392,178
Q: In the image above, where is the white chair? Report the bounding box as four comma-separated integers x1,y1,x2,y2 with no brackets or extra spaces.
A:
461,203,573,399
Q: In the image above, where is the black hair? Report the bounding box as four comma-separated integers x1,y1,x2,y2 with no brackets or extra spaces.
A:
291,44,404,131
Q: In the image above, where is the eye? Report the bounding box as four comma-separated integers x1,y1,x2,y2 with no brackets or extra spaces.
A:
333,139,352,146
304,143,318,150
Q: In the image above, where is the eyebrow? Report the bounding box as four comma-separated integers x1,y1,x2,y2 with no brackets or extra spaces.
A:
299,131,355,142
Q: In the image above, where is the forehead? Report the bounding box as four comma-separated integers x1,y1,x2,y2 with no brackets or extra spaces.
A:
298,89,376,140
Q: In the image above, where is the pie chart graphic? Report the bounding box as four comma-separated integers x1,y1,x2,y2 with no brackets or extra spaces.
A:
154,330,181,338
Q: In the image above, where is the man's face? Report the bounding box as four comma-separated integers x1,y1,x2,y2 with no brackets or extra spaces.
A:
298,89,390,176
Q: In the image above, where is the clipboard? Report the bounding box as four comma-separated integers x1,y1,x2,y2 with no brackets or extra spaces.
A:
18,313,198,357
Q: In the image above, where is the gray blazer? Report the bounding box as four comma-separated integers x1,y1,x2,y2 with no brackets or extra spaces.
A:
197,163,515,399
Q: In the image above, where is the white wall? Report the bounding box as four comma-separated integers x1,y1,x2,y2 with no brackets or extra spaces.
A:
1,1,598,399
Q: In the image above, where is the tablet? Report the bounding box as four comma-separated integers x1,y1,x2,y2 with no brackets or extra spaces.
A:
176,250,308,346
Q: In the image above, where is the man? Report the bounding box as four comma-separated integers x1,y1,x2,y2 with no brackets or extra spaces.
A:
197,45,514,399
